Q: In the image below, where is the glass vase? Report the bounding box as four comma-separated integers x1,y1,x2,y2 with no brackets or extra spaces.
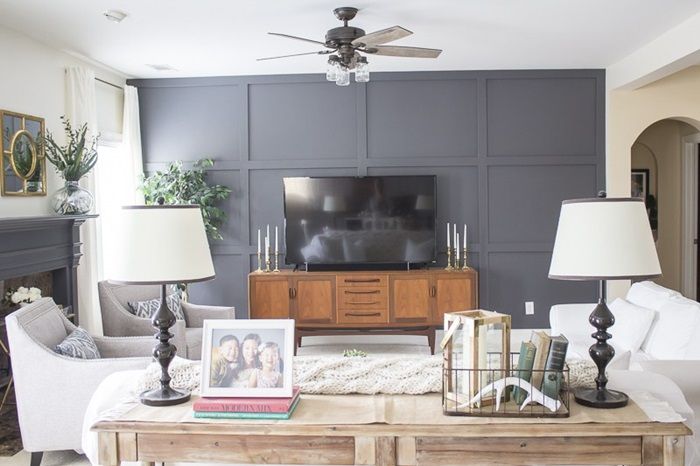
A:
52,181,93,215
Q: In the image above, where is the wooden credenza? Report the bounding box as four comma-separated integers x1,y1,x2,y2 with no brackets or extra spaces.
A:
248,269,478,353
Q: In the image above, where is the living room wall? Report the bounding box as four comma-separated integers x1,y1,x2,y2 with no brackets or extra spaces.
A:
129,69,604,328
0,25,125,218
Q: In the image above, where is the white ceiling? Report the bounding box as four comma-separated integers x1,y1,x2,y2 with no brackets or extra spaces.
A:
1,0,700,79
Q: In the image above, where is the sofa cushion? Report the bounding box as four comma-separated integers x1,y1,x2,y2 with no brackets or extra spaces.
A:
626,281,681,311
128,293,185,321
607,298,656,353
54,327,101,359
643,296,700,359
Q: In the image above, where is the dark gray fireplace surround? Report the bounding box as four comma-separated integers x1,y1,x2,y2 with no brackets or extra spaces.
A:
129,69,603,328
0,215,93,323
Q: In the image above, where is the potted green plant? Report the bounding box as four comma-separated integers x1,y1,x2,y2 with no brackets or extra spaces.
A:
141,159,232,240
39,116,98,214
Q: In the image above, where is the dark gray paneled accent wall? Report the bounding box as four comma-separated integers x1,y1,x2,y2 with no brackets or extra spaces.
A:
130,70,604,328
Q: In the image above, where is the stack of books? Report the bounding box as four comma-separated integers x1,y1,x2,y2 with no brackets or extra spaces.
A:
193,387,301,420
512,332,569,404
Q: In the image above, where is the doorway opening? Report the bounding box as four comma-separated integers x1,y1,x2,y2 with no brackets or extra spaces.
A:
630,119,700,297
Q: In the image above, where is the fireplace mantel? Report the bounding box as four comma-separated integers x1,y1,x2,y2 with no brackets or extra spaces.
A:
0,214,97,323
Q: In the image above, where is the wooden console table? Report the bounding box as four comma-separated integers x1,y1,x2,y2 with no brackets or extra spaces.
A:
249,269,478,353
93,394,690,466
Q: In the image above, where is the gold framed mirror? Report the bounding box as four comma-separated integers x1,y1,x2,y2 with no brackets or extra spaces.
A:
1,110,46,196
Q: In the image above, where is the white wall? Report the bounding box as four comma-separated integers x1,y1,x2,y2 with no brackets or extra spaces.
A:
0,25,126,217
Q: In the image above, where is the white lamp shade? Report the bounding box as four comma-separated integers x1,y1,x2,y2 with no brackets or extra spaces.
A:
112,205,215,284
549,198,661,280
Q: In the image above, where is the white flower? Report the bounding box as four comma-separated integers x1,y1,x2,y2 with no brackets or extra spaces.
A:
28,287,42,302
17,286,28,294
11,291,23,304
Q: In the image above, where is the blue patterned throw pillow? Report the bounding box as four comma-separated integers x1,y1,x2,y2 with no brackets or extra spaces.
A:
127,293,185,321
54,327,101,359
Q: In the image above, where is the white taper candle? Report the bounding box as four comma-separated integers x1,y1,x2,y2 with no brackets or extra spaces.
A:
275,226,278,254
464,224,467,250
257,229,261,254
447,222,450,249
453,224,457,251
456,233,460,260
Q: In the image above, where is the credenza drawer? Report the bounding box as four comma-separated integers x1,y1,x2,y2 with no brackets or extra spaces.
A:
336,274,388,287
337,287,388,310
336,307,389,324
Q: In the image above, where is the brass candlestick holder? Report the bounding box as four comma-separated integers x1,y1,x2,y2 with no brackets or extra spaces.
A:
265,246,272,273
462,249,471,270
445,247,454,271
255,251,263,273
273,251,280,273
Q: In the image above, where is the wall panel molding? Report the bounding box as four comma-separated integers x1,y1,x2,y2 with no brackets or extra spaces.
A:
132,69,605,328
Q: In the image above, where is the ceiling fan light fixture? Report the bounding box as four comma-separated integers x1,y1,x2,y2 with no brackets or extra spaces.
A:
336,65,350,86
326,56,340,82
355,56,369,83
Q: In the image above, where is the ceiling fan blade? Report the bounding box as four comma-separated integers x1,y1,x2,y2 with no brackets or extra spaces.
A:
352,26,412,47
257,50,334,61
268,32,328,47
365,45,442,58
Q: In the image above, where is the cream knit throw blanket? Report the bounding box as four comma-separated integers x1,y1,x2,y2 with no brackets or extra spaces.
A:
135,356,598,395
136,355,443,395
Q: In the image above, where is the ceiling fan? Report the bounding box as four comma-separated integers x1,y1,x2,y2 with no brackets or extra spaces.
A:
258,7,442,86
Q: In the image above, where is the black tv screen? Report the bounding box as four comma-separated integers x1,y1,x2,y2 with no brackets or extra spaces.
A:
283,176,436,265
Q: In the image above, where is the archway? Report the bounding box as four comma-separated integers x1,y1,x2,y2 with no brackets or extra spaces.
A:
631,118,700,296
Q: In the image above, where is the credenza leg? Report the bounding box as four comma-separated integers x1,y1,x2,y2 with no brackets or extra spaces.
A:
428,329,436,355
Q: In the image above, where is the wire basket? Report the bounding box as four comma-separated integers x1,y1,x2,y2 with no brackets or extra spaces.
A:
443,352,570,418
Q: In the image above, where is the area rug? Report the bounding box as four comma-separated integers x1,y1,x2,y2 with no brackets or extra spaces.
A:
0,404,22,457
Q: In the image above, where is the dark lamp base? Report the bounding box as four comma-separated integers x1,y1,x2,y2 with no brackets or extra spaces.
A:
574,387,629,409
140,386,191,407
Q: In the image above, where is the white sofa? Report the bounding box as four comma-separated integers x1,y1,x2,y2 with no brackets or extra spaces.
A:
551,281,700,465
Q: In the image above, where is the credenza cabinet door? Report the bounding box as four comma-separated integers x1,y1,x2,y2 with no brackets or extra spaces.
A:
390,275,432,323
292,276,336,324
433,274,477,325
249,277,291,319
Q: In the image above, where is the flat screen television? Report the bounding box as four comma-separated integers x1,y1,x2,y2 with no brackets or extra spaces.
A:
283,176,436,266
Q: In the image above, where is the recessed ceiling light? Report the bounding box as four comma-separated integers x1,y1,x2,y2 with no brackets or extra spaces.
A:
146,64,177,72
103,10,127,23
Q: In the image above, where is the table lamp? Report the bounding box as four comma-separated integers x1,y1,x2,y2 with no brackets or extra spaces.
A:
112,204,215,406
549,192,661,408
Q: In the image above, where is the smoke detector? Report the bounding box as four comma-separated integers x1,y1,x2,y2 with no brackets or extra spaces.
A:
146,64,177,72
103,10,127,23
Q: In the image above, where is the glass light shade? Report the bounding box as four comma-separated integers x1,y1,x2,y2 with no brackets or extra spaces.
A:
336,66,350,86
549,197,661,280
112,205,215,284
326,61,339,82
355,61,370,82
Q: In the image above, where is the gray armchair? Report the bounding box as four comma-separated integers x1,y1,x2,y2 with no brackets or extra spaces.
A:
98,280,235,359
5,298,153,461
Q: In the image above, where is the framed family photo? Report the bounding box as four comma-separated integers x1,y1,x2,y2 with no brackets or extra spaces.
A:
200,319,295,398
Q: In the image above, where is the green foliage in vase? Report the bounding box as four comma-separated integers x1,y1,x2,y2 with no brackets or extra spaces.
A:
38,116,98,181
141,159,232,240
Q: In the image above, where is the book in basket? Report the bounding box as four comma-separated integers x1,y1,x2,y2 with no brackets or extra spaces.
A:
194,386,300,413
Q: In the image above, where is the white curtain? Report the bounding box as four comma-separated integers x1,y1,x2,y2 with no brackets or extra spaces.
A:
122,85,144,204
98,85,145,279
65,66,102,335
